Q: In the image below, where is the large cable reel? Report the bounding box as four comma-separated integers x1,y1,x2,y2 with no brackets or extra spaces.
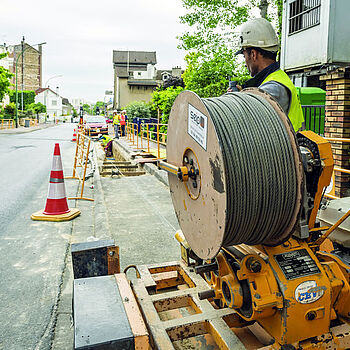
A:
166,88,303,260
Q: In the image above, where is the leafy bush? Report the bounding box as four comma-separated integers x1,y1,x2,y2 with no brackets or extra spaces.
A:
4,102,15,117
125,101,151,119
151,86,184,125
9,90,35,110
72,107,78,118
27,102,46,114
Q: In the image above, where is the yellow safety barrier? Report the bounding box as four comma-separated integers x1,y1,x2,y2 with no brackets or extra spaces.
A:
0,119,15,129
65,132,94,201
126,121,167,159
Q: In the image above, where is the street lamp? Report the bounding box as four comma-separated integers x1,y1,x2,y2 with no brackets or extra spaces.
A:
15,41,46,128
44,74,63,88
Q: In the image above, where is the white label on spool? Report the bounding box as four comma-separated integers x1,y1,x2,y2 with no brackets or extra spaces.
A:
188,104,207,150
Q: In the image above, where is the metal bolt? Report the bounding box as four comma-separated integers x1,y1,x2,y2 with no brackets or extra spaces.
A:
306,311,317,321
124,297,129,302
246,257,262,273
109,251,114,256
254,293,261,299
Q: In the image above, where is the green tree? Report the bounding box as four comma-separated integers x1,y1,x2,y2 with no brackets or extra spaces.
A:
125,101,152,120
72,107,78,118
93,101,105,115
183,50,250,98
82,104,91,114
0,53,13,103
178,0,282,97
179,0,282,54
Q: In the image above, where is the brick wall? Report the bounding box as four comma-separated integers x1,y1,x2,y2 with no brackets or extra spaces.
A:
321,68,350,197
9,45,41,91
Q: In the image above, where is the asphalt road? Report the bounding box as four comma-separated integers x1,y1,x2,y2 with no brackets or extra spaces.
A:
0,124,78,350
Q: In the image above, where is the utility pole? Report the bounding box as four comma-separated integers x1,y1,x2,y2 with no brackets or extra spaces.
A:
21,36,25,111
15,41,46,127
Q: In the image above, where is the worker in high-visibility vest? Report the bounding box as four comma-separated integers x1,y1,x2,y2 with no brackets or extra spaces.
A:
232,18,304,132
119,110,127,137
98,134,113,157
99,134,113,147
112,111,120,139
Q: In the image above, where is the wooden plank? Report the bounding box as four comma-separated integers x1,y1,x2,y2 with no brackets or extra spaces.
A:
135,158,158,164
115,274,149,350
136,264,157,290
131,261,246,350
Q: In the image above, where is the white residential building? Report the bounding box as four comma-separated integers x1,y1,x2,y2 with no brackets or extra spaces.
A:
35,87,62,120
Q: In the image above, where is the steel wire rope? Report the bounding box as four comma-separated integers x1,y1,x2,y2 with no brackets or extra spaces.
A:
202,92,298,246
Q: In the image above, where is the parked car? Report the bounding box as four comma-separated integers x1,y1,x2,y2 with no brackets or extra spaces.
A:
84,116,108,136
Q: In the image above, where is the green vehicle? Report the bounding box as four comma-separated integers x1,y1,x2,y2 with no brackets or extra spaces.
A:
296,87,326,135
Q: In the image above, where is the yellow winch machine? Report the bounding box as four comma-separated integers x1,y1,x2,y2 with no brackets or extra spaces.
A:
157,88,350,349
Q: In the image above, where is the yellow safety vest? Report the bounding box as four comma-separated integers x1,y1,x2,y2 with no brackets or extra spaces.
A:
261,69,304,132
101,135,112,146
113,115,120,125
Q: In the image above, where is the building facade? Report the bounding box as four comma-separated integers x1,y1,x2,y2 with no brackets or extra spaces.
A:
35,88,62,120
281,0,350,87
0,39,43,92
113,51,159,110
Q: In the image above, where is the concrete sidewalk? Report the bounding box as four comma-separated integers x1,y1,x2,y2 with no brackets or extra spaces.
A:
52,138,180,349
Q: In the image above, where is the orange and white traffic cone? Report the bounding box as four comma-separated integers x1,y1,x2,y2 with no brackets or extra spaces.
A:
31,143,80,221
72,128,77,142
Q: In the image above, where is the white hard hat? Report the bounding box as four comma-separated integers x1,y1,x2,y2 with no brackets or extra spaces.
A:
235,18,279,55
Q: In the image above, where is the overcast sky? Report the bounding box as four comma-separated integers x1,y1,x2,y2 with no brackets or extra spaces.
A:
2,0,188,103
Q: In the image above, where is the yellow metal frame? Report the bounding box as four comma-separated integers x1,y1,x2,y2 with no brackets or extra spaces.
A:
0,119,15,129
65,132,94,201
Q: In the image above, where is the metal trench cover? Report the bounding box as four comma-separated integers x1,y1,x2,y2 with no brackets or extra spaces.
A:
167,90,227,260
74,275,134,349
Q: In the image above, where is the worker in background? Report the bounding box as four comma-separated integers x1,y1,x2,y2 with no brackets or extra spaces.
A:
119,110,127,137
231,18,304,132
112,110,120,139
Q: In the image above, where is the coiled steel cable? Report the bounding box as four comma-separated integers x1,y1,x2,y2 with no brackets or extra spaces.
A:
202,92,298,246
